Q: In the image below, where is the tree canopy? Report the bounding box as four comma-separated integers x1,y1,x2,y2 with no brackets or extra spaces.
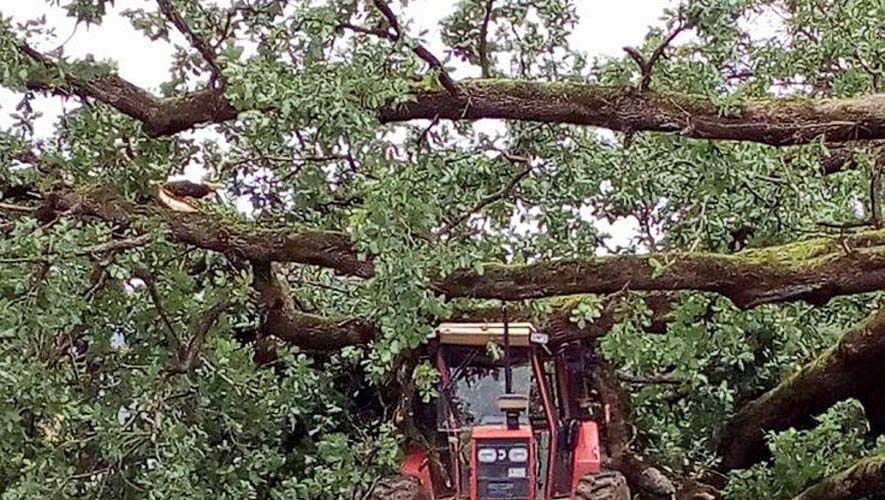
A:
1,0,885,499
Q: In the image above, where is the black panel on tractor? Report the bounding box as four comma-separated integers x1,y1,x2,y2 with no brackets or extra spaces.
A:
475,439,531,499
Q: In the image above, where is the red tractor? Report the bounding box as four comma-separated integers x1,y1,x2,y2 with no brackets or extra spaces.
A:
371,322,630,500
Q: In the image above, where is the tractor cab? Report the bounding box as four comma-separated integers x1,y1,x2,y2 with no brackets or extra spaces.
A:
390,322,629,500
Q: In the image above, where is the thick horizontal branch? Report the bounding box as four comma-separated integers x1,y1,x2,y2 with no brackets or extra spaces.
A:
14,39,885,145
50,187,885,309
792,453,885,500
379,81,885,146
22,44,236,137
167,212,374,278
437,231,885,308
718,305,885,470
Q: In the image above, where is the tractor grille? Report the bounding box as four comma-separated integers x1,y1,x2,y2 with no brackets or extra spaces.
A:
475,439,531,499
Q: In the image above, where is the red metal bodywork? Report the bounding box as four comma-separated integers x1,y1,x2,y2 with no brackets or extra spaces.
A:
570,422,602,495
530,350,558,499
402,446,435,498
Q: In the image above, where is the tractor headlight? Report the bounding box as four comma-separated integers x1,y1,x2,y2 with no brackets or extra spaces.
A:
477,448,498,463
508,447,528,462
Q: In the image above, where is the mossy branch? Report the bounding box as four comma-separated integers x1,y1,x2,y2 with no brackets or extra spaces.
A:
792,453,885,500
11,37,885,145
719,306,885,469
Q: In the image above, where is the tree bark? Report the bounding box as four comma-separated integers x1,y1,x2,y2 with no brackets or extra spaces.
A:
380,82,885,146
792,453,885,500
251,261,377,351
435,232,885,308
167,212,374,278
53,187,885,309
17,42,885,145
170,208,885,309
718,306,885,470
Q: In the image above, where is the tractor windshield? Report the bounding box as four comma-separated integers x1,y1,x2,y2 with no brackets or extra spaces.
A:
437,346,531,430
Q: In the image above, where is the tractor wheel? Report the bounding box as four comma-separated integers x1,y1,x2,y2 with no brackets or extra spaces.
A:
575,470,631,500
368,475,427,500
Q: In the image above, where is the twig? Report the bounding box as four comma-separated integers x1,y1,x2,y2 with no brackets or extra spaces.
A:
73,234,152,257
623,19,691,91
337,0,459,96
478,0,495,78
372,0,457,95
0,256,48,264
0,202,37,213
435,152,533,239
156,0,224,85
334,22,390,38
172,299,233,374
416,114,440,150
618,372,684,385
870,152,885,228
133,268,182,352
816,219,876,230
0,234,150,264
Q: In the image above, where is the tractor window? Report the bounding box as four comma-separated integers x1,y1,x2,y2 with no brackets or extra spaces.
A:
437,346,531,431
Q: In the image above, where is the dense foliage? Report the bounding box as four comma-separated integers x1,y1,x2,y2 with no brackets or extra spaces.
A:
1,0,884,498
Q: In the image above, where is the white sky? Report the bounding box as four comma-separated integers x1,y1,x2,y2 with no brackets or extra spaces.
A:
0,0,676,249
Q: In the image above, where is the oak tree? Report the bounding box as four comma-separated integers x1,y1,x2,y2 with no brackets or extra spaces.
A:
1,0,884,498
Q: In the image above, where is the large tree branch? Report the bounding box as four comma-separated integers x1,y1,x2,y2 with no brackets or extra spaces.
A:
43,186,885,309
19,41,236,137
172,207,885,309
718,305,885,470
13,38,885,145
379,82,885,146
435,231,885,308
166,212,375,278
251,261,377,351
792,453,885,500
